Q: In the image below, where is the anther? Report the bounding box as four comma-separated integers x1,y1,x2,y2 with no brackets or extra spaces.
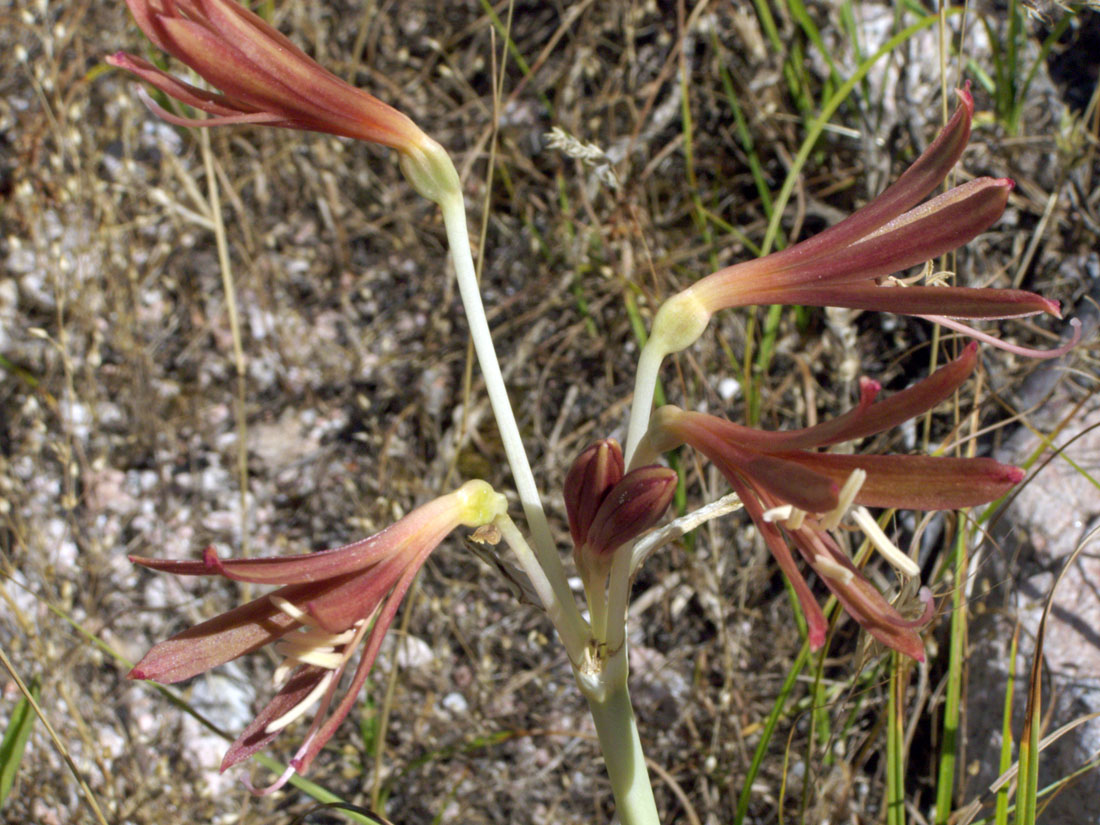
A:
851,507,920,577
819,469,866,530
273,641,344,670
763,504,793,523
813,554,854,585
763,504,807,530
265,671,336,734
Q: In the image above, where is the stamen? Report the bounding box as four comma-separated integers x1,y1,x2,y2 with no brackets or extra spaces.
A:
272,644,344,670
265,671,336,734
814,554,854,585
270,595,311,623
294,626,359,646
851,507,920,577
272,660,299,688
763,504,793,523
819,469,866,530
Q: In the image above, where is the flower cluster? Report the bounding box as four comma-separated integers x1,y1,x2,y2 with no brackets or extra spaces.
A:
109,0,1075,800
637,345,1020,659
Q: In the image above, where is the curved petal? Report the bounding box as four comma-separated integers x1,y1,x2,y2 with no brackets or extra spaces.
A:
220,665,328,771
796,530,929,661
689,88,975,311
777,452,1024,510
563,439,624,548
107,52,252,117
731,481,829,650
668,413,839,512
290,538,436,775
780,177,1013,290
191,0,422,149
766,283,1059,319
127,584,306,683
773,344,979,449
130,493,463,586
772,87,975,266
586,465,678,555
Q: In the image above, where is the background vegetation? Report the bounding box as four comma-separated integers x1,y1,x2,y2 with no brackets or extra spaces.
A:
1,1,1098,823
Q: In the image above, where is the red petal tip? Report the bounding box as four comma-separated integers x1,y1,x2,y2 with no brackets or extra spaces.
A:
964,341,980,355
201,545,224,572
956,83,974,114
127,667,146,680
1003,465,1026,485
808,625,826,649
107,51,136,69
995,177,1016,191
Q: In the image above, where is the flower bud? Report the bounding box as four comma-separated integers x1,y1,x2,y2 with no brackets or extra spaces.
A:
585,466,679,558
563,439,624,548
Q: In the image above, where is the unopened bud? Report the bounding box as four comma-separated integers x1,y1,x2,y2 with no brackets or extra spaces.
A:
585,466,678,557
563,439,624,548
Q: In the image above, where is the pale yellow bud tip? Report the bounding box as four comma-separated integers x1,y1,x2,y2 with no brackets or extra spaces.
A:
399,135,461,205
649,290,712,357
455,480,508,528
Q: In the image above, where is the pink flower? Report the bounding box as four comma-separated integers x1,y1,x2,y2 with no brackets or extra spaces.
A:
643,344,1023,660
667,88,1077,358
107,0,427,152
129,481,504,792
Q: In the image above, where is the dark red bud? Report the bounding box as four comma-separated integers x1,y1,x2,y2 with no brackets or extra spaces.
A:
563,439,624,548
585,466,678,557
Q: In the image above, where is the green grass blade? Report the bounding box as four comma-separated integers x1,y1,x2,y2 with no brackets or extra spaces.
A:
887,655,906,825
994,625,1020,825
934,520,969,823
0,676,40,807
734,641,813,825
475,0,553,115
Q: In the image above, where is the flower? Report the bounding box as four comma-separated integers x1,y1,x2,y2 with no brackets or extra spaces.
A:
128,480,505,791
638,344,1023,659
107,0,427,152
563,439,677,584
650,87,1078,359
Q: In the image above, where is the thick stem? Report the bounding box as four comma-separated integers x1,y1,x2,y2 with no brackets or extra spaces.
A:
575,649,661,825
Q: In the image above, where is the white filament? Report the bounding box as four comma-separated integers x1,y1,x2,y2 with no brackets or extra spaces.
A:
851,507,920,577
